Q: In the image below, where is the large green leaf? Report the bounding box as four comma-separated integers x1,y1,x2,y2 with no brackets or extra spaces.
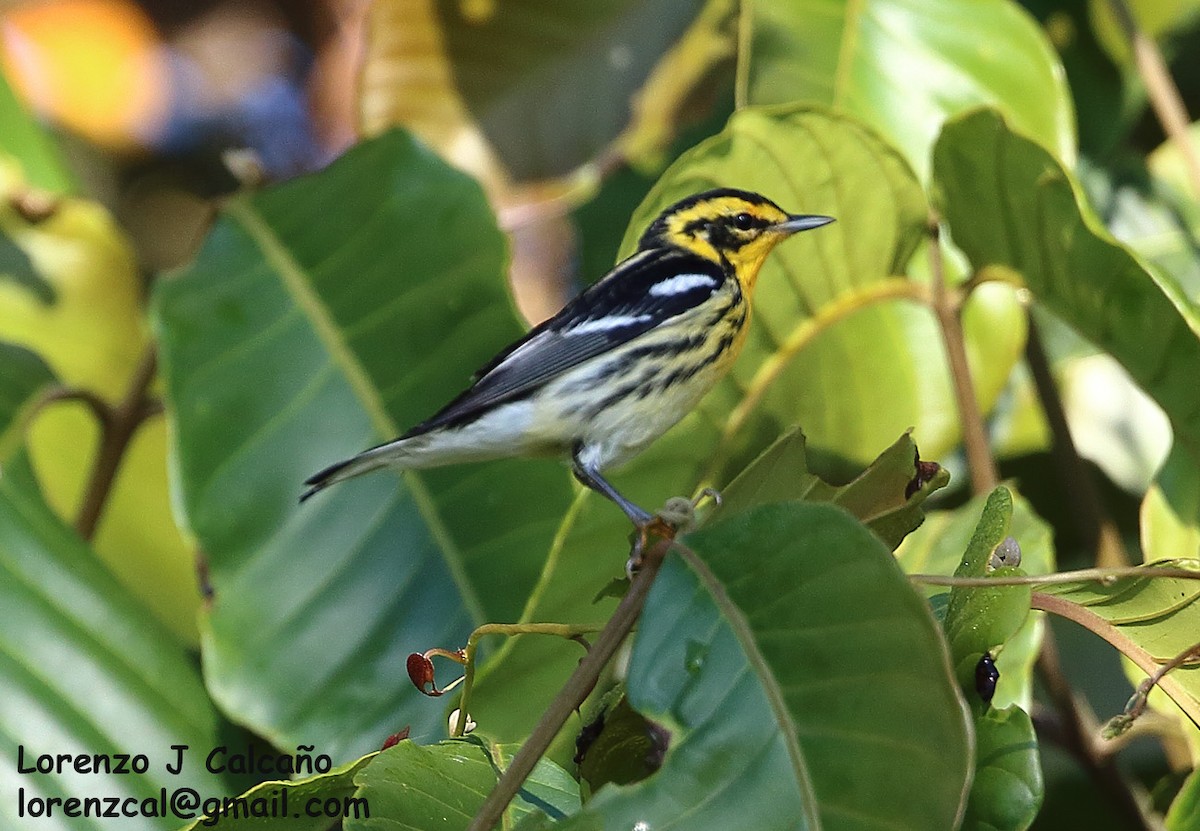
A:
346,739,579,830
154,129,575,760
467,105,1018,741
561,502,971,830
933,108,1200,469
0,454,235,831
739,0,1075,179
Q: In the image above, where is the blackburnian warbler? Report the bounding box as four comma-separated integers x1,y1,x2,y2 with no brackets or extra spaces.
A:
302,188,833,529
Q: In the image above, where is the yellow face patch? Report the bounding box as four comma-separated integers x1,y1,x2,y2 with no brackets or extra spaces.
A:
658,195,798,293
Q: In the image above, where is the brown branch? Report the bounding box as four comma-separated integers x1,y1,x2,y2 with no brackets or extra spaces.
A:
74,346,160,540
466,530,674,831
1025,318,1128,567
927,218,998,494
34,386,113,428
1105,0,1200,200
1035,629,1163,831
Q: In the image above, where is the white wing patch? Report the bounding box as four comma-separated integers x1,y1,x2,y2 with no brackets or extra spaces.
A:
568,314,654,335
648,272,717,297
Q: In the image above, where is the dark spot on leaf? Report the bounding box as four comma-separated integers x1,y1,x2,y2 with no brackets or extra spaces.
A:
574,710,606,765
645,721,671,771
975,653,999,703
380,726,410,750
905,448,941,500
195,550,214,604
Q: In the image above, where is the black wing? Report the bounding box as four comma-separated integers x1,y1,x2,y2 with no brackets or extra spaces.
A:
405,247,728,436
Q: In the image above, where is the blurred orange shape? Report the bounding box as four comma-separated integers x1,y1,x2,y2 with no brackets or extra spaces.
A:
1,0,170,149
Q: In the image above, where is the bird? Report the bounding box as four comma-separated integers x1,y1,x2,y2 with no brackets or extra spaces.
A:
301,188,833,533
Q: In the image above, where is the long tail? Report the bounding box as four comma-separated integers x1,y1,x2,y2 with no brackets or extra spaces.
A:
300,441,407,502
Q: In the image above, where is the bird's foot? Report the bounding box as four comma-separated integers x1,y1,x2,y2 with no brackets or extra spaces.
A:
625,488,723,577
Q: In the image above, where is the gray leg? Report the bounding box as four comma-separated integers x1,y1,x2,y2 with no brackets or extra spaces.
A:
571,447,652,525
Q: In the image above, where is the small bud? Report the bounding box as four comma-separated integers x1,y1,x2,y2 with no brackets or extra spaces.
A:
989,536,1022,570
449,709,476,735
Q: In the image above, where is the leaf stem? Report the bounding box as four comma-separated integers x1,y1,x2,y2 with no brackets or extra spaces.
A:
466,531,674,831
74,345,160,540
1024,318,1128,567
927,218,998,494
1105,0,1200,200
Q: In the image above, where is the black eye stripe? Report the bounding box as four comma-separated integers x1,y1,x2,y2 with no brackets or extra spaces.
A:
733,212,754,230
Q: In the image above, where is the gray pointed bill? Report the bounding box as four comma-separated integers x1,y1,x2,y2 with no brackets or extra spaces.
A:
773,214,836,234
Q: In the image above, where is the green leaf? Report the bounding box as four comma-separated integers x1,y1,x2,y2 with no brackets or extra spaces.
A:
1089,0,1200,67
0,455,235,831
932,108,1200,471
1041,562,1200,726
961,706,1042,831
0,226,52,304
565,503,971,830
898,487,1054,710
719,428,949,548
739,0,1075,180
0,70,74,194
1167,767,1200,831
11,344,214,831
1143,444,1200,562
154,129,574,760
0,341,54,460
177,755,376,831
346,738,578,830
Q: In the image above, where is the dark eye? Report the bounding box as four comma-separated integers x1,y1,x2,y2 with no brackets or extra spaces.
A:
732,212,754,231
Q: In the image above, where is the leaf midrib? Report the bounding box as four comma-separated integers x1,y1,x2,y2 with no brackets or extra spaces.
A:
225,198,487,625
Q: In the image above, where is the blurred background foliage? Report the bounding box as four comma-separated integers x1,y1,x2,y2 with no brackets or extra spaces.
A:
1,0,1199,829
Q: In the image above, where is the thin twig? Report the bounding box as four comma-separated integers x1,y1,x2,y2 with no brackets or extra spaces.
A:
75,346,160,540
1105,0,1200,200
909,564,1200,588
927,218,998,494
466,531,674,831
1035,631,1163,831
1105,640,1200,741
1024,318,1128,567
33,386,113,428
